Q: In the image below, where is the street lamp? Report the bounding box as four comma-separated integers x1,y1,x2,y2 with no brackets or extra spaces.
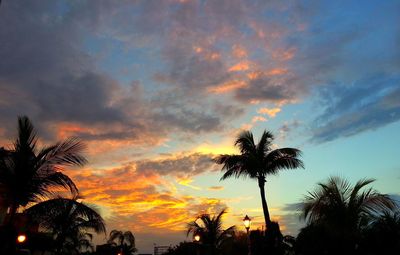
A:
193,234,201,255
243,215,251,234
17,234,26,243
243,215,251,255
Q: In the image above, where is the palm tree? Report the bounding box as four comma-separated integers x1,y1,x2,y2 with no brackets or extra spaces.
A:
300,176,397,254
26,196,106,254
63,232,95,255
302,176,396,228
108,230,137,255
0,116,86,225
215,130,303,228
187,208,235,255
369,210,400,254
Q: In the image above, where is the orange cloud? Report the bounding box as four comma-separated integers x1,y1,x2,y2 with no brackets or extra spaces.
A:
266,68,288,76
177,177,202,190
71,165,228,232
247,71,262,80
193,45,221,61
257,107,281,118
252,116,267,123
232,45,248,58
228,61,251,72
207,80,247,94
208,186,224,191
273,48,296,61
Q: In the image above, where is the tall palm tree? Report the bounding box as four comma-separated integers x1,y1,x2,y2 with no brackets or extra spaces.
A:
215,130,303,228
26,196,106,254
187,208,235,255
0,116,86,224
108,230,137,255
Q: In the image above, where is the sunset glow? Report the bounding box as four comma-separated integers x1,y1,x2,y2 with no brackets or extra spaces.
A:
1,0,399,253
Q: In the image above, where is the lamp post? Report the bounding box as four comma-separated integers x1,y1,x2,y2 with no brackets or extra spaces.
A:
243,215,251,255
194,234,201,255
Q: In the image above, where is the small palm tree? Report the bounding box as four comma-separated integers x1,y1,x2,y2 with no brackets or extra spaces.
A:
26,196,106,254
215,130,303,228
187,208,235,255
108,230,137,255
0,116,86,225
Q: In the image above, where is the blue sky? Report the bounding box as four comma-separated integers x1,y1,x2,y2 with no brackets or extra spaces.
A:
0,0,399,253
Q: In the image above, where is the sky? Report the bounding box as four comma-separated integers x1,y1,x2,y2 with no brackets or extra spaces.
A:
0,0,399,253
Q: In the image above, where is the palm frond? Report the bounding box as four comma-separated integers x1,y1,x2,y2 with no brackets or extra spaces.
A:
301,176,396,229
34,172,79,199
256,130,274,155
37,138,87,170
15,116,37,153
235,130,256,154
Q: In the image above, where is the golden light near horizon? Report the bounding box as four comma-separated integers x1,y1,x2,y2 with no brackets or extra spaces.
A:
195,144,238,155
17,234,26,243
194,234,201,242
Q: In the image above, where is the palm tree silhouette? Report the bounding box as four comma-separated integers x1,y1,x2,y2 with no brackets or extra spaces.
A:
302,176,396,227
363,210,400,254
108,230,137,255
26,196,105,254
300,176,397,254
0,116,86,225
187,208,235,255
215,130,303,228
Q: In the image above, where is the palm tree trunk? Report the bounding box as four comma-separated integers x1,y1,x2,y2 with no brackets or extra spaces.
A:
258,177,271,229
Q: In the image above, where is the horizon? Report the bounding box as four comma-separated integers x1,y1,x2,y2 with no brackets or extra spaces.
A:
0,0,399,253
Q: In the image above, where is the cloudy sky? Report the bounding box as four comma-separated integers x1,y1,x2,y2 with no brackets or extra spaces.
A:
0,0,399,253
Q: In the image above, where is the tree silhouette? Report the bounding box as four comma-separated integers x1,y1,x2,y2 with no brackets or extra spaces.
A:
298,176,397,254
108,230,137,255
187,208,235,255
26,196,105,254
361,210,400,254
0,116,86,225
215,130,303,228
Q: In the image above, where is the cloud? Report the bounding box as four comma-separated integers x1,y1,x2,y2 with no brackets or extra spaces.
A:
311,74,400,143
279,120,301,139
257,107,281,118
281,202,304,212
135,152,217,177
0,0,247,149
68,163,228,232
234,73,301,104
208,186,224,191
177,177,202,190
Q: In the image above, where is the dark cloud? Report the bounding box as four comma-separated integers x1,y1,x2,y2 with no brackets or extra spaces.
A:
0,1,127,137
0,0,238,143
235,75,301,103
136,153,217,177
311,74,400,143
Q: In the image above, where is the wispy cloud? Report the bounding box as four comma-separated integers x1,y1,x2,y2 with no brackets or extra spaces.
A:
311,74,400,143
